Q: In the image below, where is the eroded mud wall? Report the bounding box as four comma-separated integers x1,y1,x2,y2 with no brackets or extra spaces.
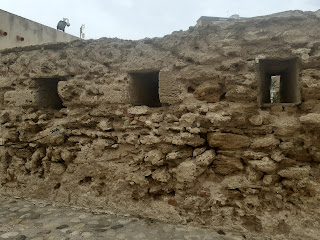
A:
1,10,320,239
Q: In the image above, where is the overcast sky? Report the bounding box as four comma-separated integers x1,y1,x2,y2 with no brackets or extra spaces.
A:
1,0,320,40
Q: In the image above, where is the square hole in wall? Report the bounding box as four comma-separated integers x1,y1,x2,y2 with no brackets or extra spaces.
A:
258,58,300,106
35,78,64,109
129,71,162,107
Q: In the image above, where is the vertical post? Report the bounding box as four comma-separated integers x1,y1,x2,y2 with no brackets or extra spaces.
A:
80,24,85,39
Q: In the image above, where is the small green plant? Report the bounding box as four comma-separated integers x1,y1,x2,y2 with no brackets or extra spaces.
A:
272,91,280,103
270,76,280,103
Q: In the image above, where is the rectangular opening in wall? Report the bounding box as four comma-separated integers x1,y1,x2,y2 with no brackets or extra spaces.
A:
259,58,300,106
129,71,162,107
35,78,64,109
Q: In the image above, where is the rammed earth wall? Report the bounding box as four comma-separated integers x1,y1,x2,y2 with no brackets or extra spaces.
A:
1,10,320,240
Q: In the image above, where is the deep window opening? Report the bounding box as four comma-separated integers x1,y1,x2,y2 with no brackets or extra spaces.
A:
129,71,161,107
259,58,300,105
35,78,64,109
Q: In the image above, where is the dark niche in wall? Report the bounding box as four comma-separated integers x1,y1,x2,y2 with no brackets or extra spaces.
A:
129,71,162,107
35,78,64,109
258,58,301,106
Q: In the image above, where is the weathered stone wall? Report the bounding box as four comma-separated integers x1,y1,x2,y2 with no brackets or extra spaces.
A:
1,10,320,239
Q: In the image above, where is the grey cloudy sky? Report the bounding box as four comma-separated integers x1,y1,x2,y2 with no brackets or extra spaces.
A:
1,0,320,40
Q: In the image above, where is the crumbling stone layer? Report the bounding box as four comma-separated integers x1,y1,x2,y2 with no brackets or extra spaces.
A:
1,10,320,240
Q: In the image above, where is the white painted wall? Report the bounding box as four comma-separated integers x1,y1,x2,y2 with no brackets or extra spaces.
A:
0,9,78,50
